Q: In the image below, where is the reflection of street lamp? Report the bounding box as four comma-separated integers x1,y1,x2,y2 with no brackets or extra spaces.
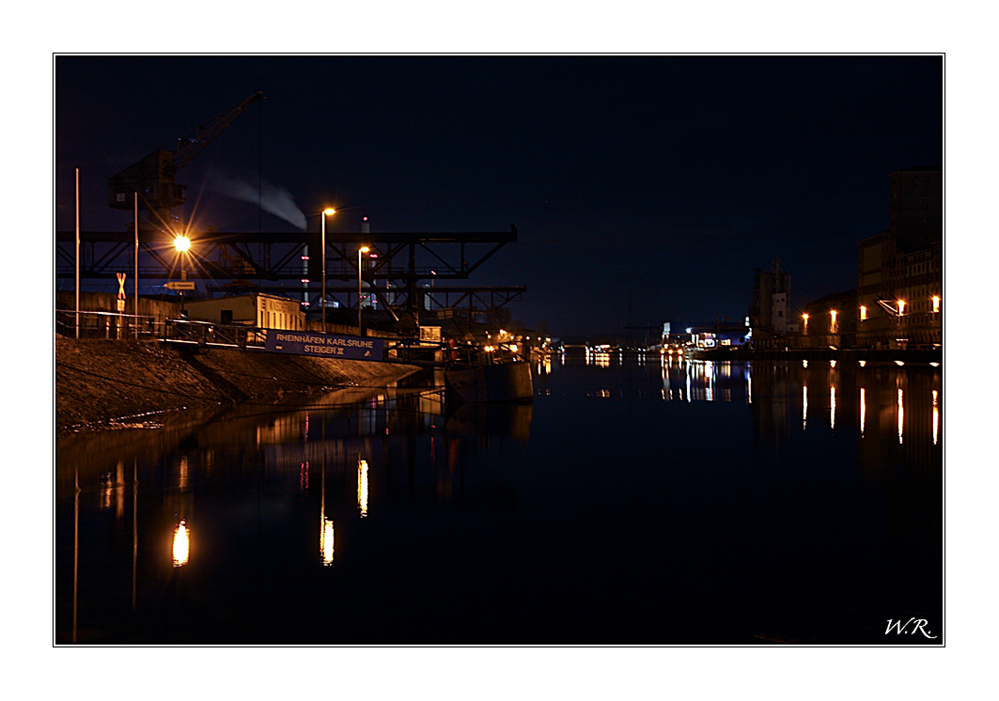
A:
321,208,336,334
358,246,370,332
172,520,190,567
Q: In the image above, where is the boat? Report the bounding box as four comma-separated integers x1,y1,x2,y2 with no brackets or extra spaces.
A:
444,359,533,403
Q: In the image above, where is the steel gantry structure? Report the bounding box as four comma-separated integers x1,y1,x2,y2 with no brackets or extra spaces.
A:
55,226,526,321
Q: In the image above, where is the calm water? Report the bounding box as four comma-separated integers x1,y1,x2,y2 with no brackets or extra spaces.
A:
55,355,943,645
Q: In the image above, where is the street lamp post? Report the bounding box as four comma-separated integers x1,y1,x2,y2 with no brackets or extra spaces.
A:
358,246,370,333
321,208,335,335
174,234,192,315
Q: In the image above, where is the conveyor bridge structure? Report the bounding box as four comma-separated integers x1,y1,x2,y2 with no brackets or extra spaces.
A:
55,226,526,324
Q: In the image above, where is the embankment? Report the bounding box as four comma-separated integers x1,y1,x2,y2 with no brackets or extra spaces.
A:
55,338,420,433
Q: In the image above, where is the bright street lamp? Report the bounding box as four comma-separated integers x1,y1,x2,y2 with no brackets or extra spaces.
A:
321,208,335,334
358,246,370,332
173,234,193,315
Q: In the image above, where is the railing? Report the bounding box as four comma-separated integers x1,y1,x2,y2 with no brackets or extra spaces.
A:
54,309,268,349
55,309,166,340
162,319,268,349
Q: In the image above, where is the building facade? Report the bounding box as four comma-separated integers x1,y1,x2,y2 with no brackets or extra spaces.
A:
856,167,942,349
750,258,793,349
184,293,306,331
798,289,859,350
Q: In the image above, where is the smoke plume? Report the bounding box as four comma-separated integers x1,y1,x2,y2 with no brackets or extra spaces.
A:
206,171,307,230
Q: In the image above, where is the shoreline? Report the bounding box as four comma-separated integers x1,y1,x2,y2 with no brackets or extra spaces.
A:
54,338,420,435
683,347,943,364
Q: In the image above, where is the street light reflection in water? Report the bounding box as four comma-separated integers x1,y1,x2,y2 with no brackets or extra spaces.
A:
56,361,940,644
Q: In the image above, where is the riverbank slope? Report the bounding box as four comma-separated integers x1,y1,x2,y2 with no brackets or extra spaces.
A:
55,338,420,433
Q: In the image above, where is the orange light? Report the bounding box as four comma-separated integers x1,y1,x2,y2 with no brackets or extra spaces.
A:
323,208,336,215
859,305,867,321
172,520,190,567
931,296,940,313
173,235,191,253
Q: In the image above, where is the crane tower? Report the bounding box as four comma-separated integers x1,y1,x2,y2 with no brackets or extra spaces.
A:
107,91,265,237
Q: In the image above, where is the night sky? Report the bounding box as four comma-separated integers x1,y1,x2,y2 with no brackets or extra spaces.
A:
55,55,941,337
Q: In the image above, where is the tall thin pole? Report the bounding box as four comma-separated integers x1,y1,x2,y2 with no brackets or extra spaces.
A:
321,213,327,335
75,168,80,339
358,248,363,333
134,192,139,339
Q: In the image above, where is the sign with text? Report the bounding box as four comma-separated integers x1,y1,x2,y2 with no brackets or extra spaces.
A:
165,281,196,290
266,330,383,361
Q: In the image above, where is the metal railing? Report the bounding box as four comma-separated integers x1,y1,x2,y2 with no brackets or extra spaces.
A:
55,309,165,340
54,309,268,349
162,319,267,349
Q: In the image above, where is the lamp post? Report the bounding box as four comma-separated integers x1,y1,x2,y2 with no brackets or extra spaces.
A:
174,234,192,315
358,246,370,333
321,208,335,335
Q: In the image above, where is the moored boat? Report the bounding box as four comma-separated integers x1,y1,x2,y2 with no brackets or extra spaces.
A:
444,360,533,403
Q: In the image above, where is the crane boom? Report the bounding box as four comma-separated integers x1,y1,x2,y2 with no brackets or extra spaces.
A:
171,91,265,171
107,91,265,232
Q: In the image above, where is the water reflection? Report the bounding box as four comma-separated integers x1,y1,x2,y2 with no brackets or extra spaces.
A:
932,390,939,446
56,357,940,644
357,458,369,518
860,387,866,437
802,384,808,430
898,388,905,445
172,521,189,567
56,384,530,643
656,358,752,403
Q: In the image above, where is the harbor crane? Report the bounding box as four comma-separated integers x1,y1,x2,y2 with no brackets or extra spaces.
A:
107,91,265,238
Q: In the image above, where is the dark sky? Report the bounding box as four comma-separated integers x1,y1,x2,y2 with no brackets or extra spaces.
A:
55,54,942,337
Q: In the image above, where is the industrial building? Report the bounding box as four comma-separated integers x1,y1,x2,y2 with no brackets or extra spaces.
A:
856,167,942,349
184,293,305,331
749,258,794,349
